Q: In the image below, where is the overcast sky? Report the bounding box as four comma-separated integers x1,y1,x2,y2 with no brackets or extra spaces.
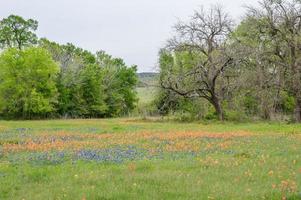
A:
1,0,258,72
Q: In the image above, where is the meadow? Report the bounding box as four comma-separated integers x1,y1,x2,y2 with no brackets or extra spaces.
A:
0,119,301,199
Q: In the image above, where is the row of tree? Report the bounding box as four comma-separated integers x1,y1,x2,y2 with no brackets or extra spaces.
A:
0,15,138,119
158,0,301,122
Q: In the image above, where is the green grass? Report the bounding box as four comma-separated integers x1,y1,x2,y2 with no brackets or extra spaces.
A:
136,87,157,105
1,119,301,199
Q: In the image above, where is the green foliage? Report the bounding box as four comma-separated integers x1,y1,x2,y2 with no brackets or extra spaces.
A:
0,47,59,118
38,40,138,118
224,110,248,122
98,52,138,117
173,99,206,121
243,93,259,116
0,17,138,119
79,64,108,117
279,91,296,114
0,15,38,49
204,111,219,121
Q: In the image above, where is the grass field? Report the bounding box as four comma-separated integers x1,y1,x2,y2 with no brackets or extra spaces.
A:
136,87,157,105
1,119,301,199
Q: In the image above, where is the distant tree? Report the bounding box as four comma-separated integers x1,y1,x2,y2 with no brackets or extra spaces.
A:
0,15,38,49
0,47,59,119
160,6,234,120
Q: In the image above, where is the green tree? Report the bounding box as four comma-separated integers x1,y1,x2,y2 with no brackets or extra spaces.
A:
79,63,108,117
0,15,38,49
97,51,138,117
0,47,59,119
231,17,279,119
232,0,301,122
39,39,97,117
40,39,138,118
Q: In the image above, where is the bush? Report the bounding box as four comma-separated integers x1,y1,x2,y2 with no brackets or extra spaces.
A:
224,110,248,122
279,91,295,114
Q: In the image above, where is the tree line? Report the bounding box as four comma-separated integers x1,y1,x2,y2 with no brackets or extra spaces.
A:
0,15,138,119
157,0,301,122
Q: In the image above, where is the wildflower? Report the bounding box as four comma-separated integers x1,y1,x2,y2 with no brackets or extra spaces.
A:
280,180,297,193
128,163,136,172
244,170,252,177
268,170,274,176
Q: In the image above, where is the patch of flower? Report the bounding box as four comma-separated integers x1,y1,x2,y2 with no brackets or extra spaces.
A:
76,145,147,163
3,128,300,170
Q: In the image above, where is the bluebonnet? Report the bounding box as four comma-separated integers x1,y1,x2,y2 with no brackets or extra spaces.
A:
76,145,147,163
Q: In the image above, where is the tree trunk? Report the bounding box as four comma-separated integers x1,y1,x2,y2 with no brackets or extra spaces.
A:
211,96,224,121
295,99,301,123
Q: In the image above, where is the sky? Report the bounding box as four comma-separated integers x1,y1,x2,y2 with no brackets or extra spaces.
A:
1,0,258,72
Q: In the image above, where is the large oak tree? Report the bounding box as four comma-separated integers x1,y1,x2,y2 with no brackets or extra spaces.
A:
160,6,234,120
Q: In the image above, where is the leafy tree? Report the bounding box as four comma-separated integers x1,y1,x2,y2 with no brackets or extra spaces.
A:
0,47,59,119
39,39,138,118
79,63,108,117
97,51,138,117
0,15,38,49
233,0,301,122
39,39,98,117
0,15,139,119
231,17,280,119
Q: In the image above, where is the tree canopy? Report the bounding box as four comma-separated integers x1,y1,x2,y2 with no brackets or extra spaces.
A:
0,15,38,49
158,0,301,122
0,47,59,119
0,15,138,119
